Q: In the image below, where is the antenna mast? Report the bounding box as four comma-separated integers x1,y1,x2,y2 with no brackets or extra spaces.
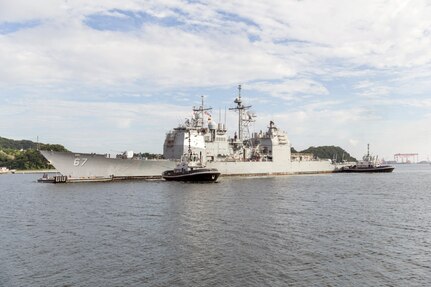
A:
192,96,212,128
188,130,192,156
229,85,254,141
224,106,227,127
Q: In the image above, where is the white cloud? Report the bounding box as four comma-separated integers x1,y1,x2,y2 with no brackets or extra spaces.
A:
357,85,391,99
248,78,329,100
349,139,358,147
0,23,294,88
1,0,430,92
1,0,428,88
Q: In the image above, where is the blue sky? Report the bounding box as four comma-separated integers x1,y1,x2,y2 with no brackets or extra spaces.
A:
0,0,430,160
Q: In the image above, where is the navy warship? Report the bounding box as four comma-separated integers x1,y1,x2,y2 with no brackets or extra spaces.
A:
40,86,348,183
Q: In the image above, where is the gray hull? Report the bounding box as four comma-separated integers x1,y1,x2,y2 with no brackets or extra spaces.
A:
40,150,175,180
41,150,340,182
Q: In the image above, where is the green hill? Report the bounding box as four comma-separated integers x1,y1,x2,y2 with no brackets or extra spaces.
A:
298,145,356,162
0,137,36,150
0,136,68,170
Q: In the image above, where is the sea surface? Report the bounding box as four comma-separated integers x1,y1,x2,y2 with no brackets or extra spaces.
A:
1,164,431,286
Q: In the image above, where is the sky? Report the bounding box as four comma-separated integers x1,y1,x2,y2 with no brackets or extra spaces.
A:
0,0,430,161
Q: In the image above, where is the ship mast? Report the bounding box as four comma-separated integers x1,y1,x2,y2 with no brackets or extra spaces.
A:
229,85,252,141
367,143,370,161
192,96,212,128
367,143,370,158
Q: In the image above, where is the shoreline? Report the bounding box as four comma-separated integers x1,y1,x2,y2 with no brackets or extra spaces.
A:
13,169,58,174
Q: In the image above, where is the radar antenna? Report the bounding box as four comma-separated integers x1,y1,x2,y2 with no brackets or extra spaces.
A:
192,95,212,128
229,85,255,142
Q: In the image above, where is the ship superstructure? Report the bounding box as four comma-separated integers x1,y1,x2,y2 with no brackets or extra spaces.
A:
164,85,290,164
40,86,344,182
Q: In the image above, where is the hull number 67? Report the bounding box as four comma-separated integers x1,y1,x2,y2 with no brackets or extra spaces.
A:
73,158,88,166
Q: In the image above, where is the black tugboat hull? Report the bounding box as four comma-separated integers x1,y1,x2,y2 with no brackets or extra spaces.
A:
162,169,220,182
338,166,394,173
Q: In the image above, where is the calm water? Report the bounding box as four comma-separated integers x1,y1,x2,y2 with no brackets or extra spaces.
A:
1,165,431,286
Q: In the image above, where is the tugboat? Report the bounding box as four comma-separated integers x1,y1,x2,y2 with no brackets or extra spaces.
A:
162,154,220,182
37,173,68,183
162,133,221,182
338,144,394,173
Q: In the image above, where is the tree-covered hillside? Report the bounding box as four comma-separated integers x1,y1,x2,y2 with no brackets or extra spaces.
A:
0,136,68,170
0,137,36,150
298,145,356,162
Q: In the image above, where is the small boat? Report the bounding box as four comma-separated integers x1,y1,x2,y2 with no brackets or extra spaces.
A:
0,167,16,174
338,144,394,173
162,151,220,182
37,173,68,183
